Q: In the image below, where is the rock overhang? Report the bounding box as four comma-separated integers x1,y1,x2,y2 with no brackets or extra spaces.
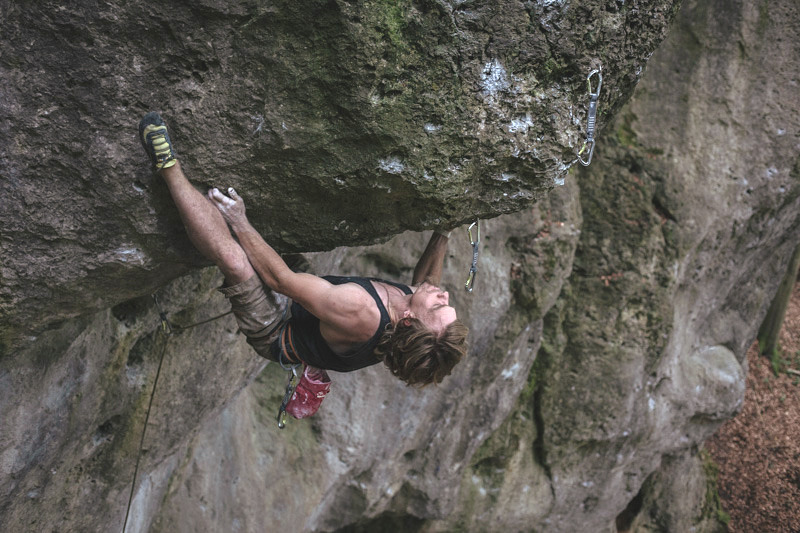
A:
0,0,680,347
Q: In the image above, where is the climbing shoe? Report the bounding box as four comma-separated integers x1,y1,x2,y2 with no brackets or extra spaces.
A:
139,112,177,170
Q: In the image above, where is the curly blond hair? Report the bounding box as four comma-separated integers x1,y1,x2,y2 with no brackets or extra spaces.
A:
375,317,469,386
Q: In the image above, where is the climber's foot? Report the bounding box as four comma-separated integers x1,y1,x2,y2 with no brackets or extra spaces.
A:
139,112,177,171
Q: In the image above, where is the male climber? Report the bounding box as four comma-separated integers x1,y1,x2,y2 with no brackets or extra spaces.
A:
139,112,468,392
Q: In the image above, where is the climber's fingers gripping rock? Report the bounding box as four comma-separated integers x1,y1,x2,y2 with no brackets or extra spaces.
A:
208,187,247,229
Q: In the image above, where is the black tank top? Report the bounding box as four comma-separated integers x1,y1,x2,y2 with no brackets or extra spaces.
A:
275,276,412,372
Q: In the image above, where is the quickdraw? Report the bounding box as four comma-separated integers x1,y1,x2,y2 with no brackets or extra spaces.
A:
275,321,303,429
576,67,603,166
465,221,480,292
155,293,173,335
276,364,300,429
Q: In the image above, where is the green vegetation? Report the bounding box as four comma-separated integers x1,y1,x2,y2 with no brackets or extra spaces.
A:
616,113,638,148
520,352,547,405
376,0,410,49
766,346,800,379
617,112,663,155
539,57,570,83
759,247,800,367
700,449,731,528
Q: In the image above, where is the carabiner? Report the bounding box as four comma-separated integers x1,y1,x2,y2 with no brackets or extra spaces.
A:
577,68,602,167
468,220,480,247
586,68,602,99
277,366,299,429
151,294,173,335
577,139,596,166
465,221,480,292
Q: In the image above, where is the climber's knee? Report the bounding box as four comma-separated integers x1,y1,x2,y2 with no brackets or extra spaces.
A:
216,244,255,285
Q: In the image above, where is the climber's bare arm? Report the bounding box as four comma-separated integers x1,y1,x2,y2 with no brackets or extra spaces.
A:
412,231,449,286
208,188,377,340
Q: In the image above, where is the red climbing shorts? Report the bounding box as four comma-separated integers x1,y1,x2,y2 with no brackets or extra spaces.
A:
286,365,331,419
218,275,289,361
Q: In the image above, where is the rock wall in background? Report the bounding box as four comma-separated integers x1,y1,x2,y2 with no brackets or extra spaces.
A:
151,0,800,531
3,0,800,532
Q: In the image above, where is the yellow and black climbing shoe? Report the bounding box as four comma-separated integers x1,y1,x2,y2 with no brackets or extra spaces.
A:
139,112,177,170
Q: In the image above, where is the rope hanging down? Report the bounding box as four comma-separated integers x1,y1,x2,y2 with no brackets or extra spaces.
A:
122,295,232,533
121,295,172,533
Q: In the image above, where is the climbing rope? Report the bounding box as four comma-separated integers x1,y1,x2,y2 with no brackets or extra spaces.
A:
121,294,233,533
171,309,233,332
121,295,173,533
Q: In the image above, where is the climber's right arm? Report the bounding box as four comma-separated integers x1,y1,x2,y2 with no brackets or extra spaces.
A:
207,187,377,337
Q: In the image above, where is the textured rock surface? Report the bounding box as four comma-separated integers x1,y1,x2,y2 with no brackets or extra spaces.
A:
455,0,800,530
0,270,269,532
0,196,582,533
616,450,725,533
152,196,581,532
147,0,800,531
3,0,800,532
0,0,678,348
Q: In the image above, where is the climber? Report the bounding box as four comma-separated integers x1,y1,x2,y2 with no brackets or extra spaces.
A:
138,112,469,388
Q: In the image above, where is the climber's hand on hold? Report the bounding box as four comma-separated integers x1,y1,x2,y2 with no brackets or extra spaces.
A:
209,187,248,230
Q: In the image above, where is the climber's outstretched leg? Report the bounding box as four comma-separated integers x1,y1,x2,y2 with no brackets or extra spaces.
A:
160,162,256,285
139,113,255,285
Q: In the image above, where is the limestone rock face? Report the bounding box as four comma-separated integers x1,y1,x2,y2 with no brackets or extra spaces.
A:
455,0,800,530
3,0,800,532
149,0,800,531
0,0,678,347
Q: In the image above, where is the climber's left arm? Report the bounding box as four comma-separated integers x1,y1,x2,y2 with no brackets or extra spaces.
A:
412,230,450,287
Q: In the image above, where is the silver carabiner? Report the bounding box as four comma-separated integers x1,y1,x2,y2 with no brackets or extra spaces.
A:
277,366,299,429
577,139,596,166
577,68,602,167
465,221,480,292
586,68,603,99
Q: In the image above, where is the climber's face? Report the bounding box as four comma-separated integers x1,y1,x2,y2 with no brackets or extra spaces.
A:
407,282,457,334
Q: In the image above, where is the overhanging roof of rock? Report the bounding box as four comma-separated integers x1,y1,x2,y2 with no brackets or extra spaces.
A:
0,0,679,345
